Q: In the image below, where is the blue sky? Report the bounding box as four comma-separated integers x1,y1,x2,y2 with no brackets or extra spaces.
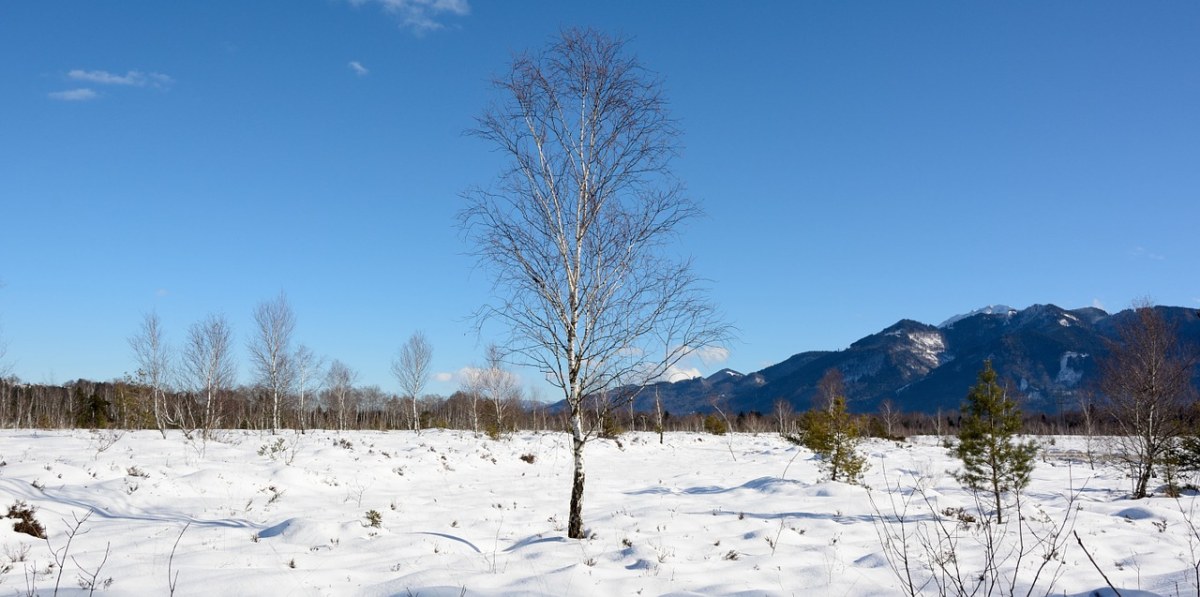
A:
2,1,1198,397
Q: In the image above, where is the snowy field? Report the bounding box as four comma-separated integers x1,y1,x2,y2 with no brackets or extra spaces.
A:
0,429,1192,596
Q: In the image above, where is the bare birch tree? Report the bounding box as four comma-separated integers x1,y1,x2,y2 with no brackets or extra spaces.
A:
878,398,901,439
0,280,9,379
459,366,485,436
0,319,10,380
326,359,357,432
1100,302,1198,498
773,399,794,436
248,292,296,433
479,344,521,435
1077,389,1098,469
461,28,729,539
293,344,323,431
815,368,846,413
655,387,667,444
182,314,236,438
391,331,432,433
129,311,172,437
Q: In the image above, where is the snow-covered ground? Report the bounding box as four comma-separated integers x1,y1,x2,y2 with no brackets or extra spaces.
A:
0,429,1191,596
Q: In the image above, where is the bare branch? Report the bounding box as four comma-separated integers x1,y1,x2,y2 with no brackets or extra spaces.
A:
1074,530,1122,597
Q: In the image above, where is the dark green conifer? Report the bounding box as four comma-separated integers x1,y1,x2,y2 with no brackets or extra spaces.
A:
804,395,867,484
956,361,1037,524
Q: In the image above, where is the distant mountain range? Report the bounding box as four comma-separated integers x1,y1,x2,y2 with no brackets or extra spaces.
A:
615,304,1200,415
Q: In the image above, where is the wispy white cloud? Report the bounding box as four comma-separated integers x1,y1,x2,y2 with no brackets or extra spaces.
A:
1131,246,1166,261
1091,298,1105,311
67,69,173,89
48,88,98,101
633,346,728,383
348,61,369,76
434,366,524,389
659,365,702,383
467,366,520,385
347,0,470,34
693,346,730,366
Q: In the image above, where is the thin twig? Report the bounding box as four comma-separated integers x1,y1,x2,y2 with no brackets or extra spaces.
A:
1074,530,1121,597
49,509,94,597
168,522,190,597
780,441,804,480
72,541,111,596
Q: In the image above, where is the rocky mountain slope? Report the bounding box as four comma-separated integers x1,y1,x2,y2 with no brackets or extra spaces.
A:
621,304,1200,415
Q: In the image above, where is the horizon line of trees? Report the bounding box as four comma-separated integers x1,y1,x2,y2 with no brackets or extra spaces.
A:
0,371,1183,440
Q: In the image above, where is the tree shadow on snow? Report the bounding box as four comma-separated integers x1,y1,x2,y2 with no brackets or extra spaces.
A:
705,509,888,524
625,476,806,495
504,533,567,552
0,478,259,530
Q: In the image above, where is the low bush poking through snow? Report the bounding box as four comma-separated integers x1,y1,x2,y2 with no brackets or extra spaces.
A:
364,509,382,528
6,501,45,539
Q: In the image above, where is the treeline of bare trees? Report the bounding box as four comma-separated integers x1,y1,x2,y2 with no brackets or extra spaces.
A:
0,375,549,433
0,291,452,436
0,375,768,435
0,370,1179,441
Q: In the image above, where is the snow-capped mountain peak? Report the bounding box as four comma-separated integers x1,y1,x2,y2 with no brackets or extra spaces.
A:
939,305,1017,328
705,368,743,382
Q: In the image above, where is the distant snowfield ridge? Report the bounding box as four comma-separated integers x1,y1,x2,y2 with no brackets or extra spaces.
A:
0,429,1190,596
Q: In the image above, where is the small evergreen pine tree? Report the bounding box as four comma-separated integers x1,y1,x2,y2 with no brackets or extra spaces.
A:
703,414,728,435
803,395,867,484
956,361,1037,524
